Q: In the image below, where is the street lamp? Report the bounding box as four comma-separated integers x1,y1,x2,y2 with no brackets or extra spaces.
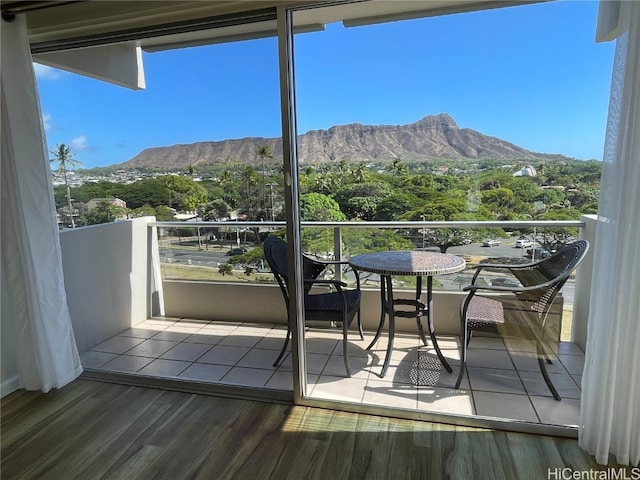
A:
420,214,426,251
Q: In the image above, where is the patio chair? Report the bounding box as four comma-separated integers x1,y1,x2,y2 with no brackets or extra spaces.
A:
263,235,362,377
455,240,589,400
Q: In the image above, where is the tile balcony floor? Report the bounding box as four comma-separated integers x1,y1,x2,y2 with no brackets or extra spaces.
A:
80,317,584,427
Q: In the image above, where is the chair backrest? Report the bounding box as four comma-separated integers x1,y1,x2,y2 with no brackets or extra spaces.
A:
263,236,289,280
511,239,589,320
262,236,327,310
263,236,291,311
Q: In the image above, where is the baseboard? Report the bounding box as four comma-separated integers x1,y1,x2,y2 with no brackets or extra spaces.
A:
1,375,20,398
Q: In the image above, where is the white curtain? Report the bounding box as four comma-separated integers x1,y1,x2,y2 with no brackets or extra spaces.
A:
1,16,83,392
579,1,640,466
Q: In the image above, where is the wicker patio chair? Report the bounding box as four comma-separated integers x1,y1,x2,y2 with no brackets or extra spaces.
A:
263,235,362,377
455,240,589,400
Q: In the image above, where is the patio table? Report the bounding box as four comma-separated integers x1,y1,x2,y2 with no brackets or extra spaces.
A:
348,251,466,377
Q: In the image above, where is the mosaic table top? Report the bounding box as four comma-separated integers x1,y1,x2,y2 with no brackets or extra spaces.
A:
349,251,466,276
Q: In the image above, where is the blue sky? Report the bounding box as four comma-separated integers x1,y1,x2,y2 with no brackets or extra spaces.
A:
36,0,614,169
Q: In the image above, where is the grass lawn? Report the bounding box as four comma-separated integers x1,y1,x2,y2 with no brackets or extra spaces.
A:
161,263,274,283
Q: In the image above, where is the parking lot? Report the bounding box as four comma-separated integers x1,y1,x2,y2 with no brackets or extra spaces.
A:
447,239,536,259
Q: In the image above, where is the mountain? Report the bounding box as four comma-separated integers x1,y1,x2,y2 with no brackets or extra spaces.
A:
120,113,564,169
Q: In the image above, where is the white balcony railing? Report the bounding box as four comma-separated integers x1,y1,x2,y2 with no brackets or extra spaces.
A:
58,216,596,355
149,217,593,347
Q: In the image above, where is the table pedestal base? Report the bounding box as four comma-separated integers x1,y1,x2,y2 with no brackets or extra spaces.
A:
367,275,453,378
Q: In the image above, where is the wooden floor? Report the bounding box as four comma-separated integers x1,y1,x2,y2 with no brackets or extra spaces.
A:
0,380,626,480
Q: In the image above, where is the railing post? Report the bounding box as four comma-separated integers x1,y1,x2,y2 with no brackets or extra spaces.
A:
334,226,343,282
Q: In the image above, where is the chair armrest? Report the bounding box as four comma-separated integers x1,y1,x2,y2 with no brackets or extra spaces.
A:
312,259,361,288
473,253,554,272
463,284,527,294
304,256,349,268
316,259,350,266
474,263,515,272
471,260,540,284
473,262,536,273
470,264,512,284
304,278,348,289
463,271,571,294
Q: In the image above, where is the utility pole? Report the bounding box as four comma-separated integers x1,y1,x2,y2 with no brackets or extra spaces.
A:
267,183,276,221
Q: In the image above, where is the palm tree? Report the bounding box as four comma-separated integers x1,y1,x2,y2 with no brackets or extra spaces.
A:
256,145,273,214
240,165,259,219
50,144,82,228
392,156,407,175
353,162,367,183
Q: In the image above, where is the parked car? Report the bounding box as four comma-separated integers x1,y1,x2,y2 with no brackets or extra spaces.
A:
226,247,248,256
515,239,534,248
526,247,551,259
482,239,501,247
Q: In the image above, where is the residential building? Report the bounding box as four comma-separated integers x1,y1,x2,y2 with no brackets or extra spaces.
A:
86,197,127,210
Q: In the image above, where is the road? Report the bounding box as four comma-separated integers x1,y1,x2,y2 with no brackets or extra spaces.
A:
159,242,232,267
446,236,552,258
160,238,536,267
158,237,575,302
159,237,555,276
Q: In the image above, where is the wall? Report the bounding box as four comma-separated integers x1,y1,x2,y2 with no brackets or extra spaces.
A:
572,215,597,351
162,282,563,341
59,217,159,352
163,281,463,332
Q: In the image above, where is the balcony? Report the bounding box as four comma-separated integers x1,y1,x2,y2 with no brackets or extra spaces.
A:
62,216,596,436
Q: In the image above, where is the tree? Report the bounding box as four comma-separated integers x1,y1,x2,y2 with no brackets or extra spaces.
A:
154,205,175,221
300,193,345,221
535,188,566,208
352,162,368,183
422,228,469,253
309,171,339,195
412,195,468,221
342,228,414,255
333,182,391,220
50,144,82,228
162,175,208,212
81,201,126,226
535,210,582,251
130,205,157,218
300,193,346,257
227,247,265,267
256,145,273,212
217,168,240,207
239,166,260,219
407,197,500,252
118,178,171,209
345,196,379,220
481,187,516,215
218,264,233,276
391,156,408,175
202,199,230,221
374,193,424,221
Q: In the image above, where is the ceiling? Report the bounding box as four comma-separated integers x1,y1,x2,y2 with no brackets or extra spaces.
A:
2,0,531,53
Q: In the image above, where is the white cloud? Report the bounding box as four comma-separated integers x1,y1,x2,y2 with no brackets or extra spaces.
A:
33,63,62,80
70,135,88,151
42,113,53,131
